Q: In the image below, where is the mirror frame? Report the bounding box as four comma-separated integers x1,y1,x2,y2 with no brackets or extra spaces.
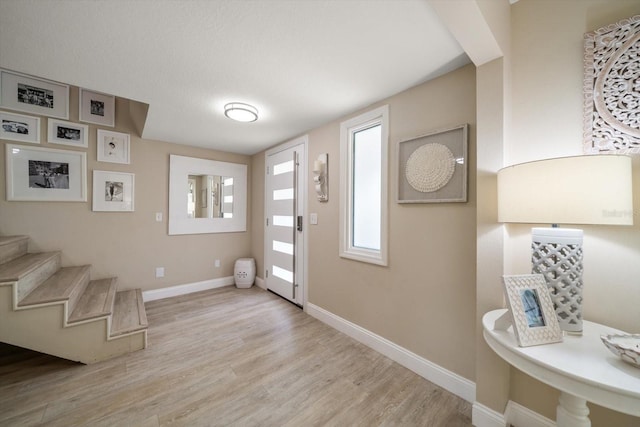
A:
169,154,247,235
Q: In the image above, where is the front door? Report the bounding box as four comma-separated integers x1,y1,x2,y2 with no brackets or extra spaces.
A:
264,138,306,306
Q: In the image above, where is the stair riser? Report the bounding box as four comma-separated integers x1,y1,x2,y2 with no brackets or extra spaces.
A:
17,255,61,302
66,268,91,314
0,238,28,265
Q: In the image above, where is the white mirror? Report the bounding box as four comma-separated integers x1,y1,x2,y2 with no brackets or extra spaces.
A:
169,155,247,234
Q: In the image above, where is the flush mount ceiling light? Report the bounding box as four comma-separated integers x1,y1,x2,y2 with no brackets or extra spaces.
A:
224,103,258,122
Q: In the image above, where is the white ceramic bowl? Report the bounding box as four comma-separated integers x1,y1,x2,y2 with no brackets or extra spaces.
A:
601,334,640,368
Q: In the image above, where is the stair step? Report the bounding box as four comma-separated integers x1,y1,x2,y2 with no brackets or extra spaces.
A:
0,252,59,283
0,236,29,265
18,265,91,307
111,289,148,337
69,278,117,324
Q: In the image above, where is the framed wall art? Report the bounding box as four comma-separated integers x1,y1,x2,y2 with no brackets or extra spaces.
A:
397,124,467,203
79,88,115,127
92,170,134,212
5,143,87,202
47,119,88,148
0,111,40,144
97,129,130,164
0,69,69,119
584,15,640,154
502,274,563,347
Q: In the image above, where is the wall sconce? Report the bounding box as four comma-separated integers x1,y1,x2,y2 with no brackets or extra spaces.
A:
313,153,328,202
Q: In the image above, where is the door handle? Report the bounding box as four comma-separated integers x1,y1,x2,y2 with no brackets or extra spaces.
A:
297,215,303,232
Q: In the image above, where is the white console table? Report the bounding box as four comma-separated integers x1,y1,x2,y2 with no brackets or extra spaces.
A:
483,309,640,427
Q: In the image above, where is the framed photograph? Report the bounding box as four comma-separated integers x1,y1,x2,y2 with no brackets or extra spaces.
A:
79,88,115,127
397,124,468,203
0,69,69,119
92,170,134,212
0,111,40,144
97,129,130,164
47,119,88,148
5,143,87,202
502,274,563,347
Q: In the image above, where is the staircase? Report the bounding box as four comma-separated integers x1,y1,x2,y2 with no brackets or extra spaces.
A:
0,235,147,364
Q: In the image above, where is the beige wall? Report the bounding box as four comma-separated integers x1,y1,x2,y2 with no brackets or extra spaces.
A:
0,86,252,292
503,0,640,424
252,64,478,380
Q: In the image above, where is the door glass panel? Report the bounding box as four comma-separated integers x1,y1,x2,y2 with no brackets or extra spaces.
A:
273,240,294,255
352,124,381,250
272,265,293,283
273,160,294,175
273,188,294,201
273,215,294,227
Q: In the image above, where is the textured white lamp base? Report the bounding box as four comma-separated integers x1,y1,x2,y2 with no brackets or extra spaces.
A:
531,227,584,334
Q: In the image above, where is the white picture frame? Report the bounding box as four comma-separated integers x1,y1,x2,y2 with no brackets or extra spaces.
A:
502,274,563,347
79,88,115,127
5,143,87,202
97,129,130,164
0,69,69,119
47,119,88,148
92,170,134,212
0,111,40,144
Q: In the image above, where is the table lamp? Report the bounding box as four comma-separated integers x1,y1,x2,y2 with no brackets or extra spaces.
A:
497,155,633,335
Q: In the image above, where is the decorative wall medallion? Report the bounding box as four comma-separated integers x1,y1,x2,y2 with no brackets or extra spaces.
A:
405,143,455,192
584,15,640,154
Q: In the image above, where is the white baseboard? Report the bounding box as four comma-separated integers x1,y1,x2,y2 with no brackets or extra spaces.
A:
255,276,266,290
472,402,506,427
505,400,555,427
306,302,476,403
142,276,235,302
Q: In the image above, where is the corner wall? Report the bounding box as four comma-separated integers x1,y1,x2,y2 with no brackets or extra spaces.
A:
0,86,252,292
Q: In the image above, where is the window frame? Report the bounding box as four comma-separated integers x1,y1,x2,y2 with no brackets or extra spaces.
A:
339,105,389,266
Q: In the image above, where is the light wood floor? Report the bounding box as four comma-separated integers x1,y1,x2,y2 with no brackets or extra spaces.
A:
0,286,471,426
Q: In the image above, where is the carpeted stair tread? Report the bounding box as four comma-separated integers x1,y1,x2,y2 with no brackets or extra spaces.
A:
111,289,148,337
0,252,60,283
69,278,117,323
18,265,91,307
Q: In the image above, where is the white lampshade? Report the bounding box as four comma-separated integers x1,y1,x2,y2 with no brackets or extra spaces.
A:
498,155,633,226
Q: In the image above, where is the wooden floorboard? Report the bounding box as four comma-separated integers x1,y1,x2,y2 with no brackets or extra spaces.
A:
0,285,471,426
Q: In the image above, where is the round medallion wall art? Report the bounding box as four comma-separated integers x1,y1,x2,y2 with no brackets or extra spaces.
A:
584,14,640,154
405,143,455,193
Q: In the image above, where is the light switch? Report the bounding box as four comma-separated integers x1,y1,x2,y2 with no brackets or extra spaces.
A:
155,212,163,222
155,267,165,278
310,213,318,225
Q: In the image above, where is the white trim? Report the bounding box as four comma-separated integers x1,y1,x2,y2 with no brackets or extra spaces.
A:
339,105,389,266
472,402,506,427
142,276,235,302
306,302,475,403
255,276,266,290
505,400,556,427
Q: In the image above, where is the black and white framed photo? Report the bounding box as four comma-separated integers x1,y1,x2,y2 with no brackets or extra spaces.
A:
0,69,69,119
97,129,130,164
92,170,134,212
502,274,563,347
5,143,87,202
0,111,40,144
397,124,468,203
47,119,88,148
79,88,115,127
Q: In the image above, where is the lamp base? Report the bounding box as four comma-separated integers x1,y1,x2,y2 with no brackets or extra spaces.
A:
531,227,584,334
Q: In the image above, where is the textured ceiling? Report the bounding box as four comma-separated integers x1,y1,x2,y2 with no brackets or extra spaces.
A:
0,0,469,155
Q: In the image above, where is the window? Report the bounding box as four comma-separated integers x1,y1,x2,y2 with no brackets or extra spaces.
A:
339,105,388,266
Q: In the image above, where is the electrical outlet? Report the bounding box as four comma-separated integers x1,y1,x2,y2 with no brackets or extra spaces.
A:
310,213,318,225
155,212,163,222
155,267,165,278
215,259,220,268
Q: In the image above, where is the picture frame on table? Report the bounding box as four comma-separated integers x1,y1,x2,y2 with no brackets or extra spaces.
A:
97,129,130,164
92,170,135,212
5,143,87,202
47,118,88,148
397,124,468,203
0,69,69,119
502,274,563,347
79,88,115,127
0,111,40,144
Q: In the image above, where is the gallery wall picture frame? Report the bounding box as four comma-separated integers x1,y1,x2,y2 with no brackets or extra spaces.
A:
0,69,69,119
0,111,40,144
502,274,563,347
92,170,135,212
396,124,468,203
47,118,88,148
97,129,130,164
5,143,87,202
79,88,115,127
